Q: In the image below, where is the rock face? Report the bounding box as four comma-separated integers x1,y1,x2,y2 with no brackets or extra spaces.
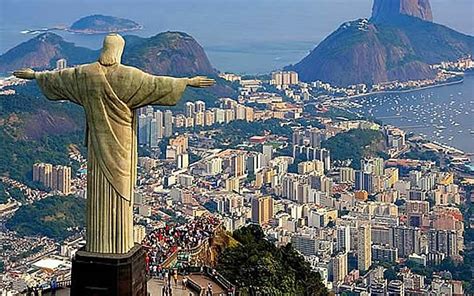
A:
0,33,97,73
287,0,474,86
372,0,433,22
0,32,216,77
123,31,216,76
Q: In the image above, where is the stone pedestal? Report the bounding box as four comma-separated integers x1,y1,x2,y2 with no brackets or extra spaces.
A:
71,244,147,296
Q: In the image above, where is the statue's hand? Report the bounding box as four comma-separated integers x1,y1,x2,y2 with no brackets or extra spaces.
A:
188,76,215,88
13,68,36,80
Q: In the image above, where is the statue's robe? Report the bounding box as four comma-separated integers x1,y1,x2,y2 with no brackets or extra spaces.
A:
36,62,187,253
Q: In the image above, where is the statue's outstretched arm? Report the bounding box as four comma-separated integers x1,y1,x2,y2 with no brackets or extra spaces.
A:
14,67,83,106
125,66,216,109
13,68,36,80
187,76,216,88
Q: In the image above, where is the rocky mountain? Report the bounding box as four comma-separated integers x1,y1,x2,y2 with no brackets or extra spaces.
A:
287,0,474,86
123,31,216,76
69,14,142,34
0,31,217,77
372,0,433,23
0,33,97,73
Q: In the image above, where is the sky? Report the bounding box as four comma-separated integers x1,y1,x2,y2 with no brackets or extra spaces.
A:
0,0,472,73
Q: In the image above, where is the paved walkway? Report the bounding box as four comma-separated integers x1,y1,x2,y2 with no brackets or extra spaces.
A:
148,274,226,296
42,274,228,296
148,277,196,296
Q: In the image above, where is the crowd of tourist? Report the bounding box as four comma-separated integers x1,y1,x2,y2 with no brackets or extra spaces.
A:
143,215,220,276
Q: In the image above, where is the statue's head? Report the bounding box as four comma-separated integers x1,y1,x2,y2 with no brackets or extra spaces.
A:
99,33,125,66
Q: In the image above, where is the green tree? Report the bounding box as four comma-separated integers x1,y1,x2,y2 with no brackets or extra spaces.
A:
6,195,86,240
217,225,328,295
321,129,384,169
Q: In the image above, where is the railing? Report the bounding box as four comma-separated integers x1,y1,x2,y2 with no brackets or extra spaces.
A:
186,278,204,294
161,249,179,269
158,221,222,269
202,266,235,292
24,280,72,294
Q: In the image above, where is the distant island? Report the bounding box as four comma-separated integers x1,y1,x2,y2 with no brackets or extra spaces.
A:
68,14,142,34
21,14,142,35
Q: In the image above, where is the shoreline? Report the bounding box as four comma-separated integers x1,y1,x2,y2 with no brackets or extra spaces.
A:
21,25,143,36
342,76,473,160
343,78,464,100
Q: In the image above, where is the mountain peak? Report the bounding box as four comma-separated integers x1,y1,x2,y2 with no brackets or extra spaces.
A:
0,33,97,73
0,31,216,77
372,0,433,23
36,32,63,41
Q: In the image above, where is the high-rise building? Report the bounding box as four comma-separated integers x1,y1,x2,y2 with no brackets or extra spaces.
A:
195,100,206,113
225,177,240,193
206,157,223,175
138,109,165,147
292,130,305,146
262,144,273,166
138,114,148,145
291,234,318,256
389,226,422,258
409,171,422,188
224,109,234,123
163,110,173,137
315,148,331,172
340,167,355,184
358,224,372,272
149,118,158,147
361,158,385,176
56,58,67,70
246,152,263,174
33,163,71,194
387,280,404,296
213,108,226,124
337,225,351,253
204,110,215,126
244,106,254,122
169,135,188,155
234,104,246,120
231,153,246,177
175,115,186,128
33,163,53,188
406,200,430,227
194,111,205,126
370,278,387,296
372,245,398,263
309,128,322,148
176,153,189,169
355,171,374,193
428,229,462,258
251,196,273,225
155,110,164,139
331,252,348,283
271,71,299,86
184,102,195,117
52,165,71,195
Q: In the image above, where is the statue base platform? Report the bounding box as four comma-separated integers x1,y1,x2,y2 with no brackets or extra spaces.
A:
71,244,147,296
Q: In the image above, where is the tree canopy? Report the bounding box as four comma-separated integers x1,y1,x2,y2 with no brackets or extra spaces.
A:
322,128,384,169
6,195,86,240
217,224,328,295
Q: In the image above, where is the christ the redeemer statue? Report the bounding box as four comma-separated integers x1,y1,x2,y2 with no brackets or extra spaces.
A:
14,33,215,254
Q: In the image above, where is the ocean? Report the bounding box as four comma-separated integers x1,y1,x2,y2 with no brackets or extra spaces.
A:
0,0,472,74
351,75,474,154
0,0,472,153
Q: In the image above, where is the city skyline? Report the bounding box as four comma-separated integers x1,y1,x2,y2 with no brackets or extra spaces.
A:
0,0,473,295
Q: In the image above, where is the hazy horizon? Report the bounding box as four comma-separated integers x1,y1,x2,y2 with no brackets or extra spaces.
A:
1,0,473,73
